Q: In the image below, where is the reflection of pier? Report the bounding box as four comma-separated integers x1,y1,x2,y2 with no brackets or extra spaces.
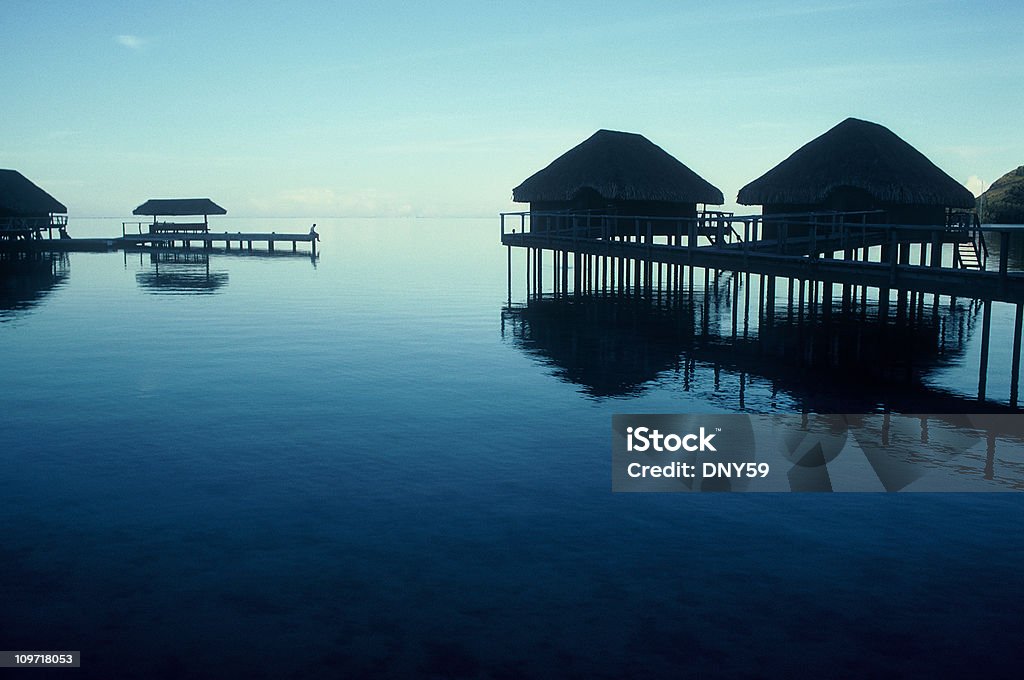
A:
134,252,228,295
501,211,1024,406
500,289,1015,413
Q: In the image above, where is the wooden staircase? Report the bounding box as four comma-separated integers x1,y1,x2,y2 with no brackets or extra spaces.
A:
956,240,983,270
948,211,987,271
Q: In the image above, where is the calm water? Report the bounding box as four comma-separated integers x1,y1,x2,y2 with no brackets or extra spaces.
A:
2,218,1023,678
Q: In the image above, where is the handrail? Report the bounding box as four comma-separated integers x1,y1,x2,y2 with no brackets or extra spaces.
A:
122,221,147,237
500,209,983,242
0,216,66,231
497,209,1024,277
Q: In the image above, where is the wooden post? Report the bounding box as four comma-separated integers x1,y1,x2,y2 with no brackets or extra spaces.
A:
565,250,572,294
787,277,794,322
743,271,751,338
525,246,531,296
731,272,740,338
757,274,765,329
798,279,805,324
539,247,546,296
537,248,542,294
999,231,1010,278
574,252,581,295
634,249,642,292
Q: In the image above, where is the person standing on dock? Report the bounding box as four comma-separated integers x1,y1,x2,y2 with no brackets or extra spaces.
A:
310,223,319,241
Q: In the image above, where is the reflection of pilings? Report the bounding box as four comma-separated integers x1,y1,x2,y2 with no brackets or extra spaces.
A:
511,237,1022,408
500,292,1019,413
979,300,992,400
1012,303,1023,408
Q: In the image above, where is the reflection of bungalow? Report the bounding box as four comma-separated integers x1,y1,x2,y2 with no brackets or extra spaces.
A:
0,169,68,240
0,253,69,320
133,198,226,234
513,130,723,234
502,295,693,397
737,118,974,226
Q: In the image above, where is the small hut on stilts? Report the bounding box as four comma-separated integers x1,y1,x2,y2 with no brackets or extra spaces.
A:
512,129,724,237
0,170,68,241
737,118,976,231
132,198,227,234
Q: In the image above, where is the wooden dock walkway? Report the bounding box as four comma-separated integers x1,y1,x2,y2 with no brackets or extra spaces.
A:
119,230,318,254
500,211,1023,303
2,231,319,255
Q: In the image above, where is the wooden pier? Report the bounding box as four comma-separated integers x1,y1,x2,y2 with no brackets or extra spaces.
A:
118,230,318,255
1,230,319,255
501,210,1024,407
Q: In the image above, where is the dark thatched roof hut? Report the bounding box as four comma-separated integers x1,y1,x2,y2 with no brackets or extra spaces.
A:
1,170,68,240
133,198,227,217
133,198,227,233
737,118,974,226
0,169,67,218
513,130,723,235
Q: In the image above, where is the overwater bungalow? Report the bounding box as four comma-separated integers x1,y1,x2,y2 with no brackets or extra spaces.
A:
512,129,724,235
0,169,68,241
737,118,975,226
132,198,227,234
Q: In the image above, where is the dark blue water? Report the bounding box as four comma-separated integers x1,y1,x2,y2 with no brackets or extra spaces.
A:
2,219,1022,678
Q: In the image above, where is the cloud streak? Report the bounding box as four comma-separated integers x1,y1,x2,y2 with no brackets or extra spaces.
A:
116,34,145,49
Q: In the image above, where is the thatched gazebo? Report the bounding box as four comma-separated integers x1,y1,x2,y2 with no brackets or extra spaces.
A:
737,118,975,226
133,198,227,233
513,130,723,234
0,169,68,240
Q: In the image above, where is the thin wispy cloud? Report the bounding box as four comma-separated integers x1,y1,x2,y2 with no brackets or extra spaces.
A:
115,34,145,49
46,129,81,141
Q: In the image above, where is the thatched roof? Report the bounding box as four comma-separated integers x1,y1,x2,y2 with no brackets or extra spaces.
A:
133,198,227,216
513,130,724,205
737,118,975,209
0,169,67,216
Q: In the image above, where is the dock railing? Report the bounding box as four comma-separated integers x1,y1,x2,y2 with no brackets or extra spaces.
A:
500,209,1019,277
123,221,147,237
1,215,68,239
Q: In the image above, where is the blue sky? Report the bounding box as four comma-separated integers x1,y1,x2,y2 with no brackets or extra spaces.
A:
3,1,1022,217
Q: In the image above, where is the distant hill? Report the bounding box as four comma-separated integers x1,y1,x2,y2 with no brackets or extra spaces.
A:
979,166,1024,224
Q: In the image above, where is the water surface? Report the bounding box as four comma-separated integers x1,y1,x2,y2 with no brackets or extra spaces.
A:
2,218,1022,678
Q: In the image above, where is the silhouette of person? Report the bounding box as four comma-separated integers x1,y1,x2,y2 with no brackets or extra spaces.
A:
59,226,71,239
309,223,320,241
